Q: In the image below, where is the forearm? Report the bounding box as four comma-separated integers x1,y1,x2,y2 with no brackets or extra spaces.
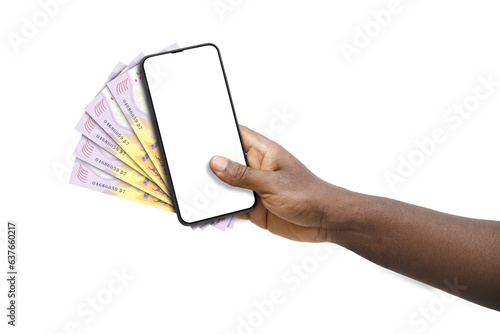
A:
329,191,500,311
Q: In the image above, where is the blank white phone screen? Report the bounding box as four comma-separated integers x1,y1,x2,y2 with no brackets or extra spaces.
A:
143,44,255,224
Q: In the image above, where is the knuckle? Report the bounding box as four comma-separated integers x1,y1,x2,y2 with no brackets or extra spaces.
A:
235,165,249,183
228,162,249,185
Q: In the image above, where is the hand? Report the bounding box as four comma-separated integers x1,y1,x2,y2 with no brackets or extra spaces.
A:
209,125,353,242
210,126,500,311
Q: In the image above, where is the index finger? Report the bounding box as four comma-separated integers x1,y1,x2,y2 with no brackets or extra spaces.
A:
238,124,275,154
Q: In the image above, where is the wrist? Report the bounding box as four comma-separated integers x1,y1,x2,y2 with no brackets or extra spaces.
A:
319,183,367,244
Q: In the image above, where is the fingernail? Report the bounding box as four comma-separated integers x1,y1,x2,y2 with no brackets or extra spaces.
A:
211,156,229,172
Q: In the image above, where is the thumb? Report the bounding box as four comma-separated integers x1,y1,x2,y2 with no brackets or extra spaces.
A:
209,155,271,194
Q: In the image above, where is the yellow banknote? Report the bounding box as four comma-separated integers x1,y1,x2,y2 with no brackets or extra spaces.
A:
75,112,146,176
73,135,172,205
84,87,170,195
107,67,169,186
70,158,174,212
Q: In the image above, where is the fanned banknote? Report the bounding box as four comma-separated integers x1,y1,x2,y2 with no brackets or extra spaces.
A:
70,55,236,231
96,61,127,93
70,159,174,212
84,88,169,194
73,135,172,204
106,43,180,186
75,112,145,174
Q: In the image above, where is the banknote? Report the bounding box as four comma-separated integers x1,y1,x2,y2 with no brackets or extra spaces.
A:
93,61,128,93
73,135,172,204
211,217,231,231
199,222,211,231
106,43,180,187
110,61,127,79
70,159,174,212
227,217,236,229
89,54,169,193
84,87,169,194
75,112,145,175
127,52,146,69
192,216,236,231
71,50,236,229
103,61,127,89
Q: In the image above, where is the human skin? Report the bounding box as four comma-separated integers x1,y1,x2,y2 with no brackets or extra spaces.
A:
209,125,500,311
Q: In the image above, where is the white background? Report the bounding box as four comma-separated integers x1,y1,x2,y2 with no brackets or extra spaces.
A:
1,0,499,333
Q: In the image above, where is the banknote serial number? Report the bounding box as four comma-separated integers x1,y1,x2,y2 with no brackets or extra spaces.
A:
103,120,130,146
122,99,144,130
94,158,127,176
94,134,126,155
91,182,127,194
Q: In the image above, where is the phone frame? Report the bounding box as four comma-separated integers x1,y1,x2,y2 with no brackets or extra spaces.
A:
140,43,256,226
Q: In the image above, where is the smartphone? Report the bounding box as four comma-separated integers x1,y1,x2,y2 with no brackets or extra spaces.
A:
141,43,256,226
